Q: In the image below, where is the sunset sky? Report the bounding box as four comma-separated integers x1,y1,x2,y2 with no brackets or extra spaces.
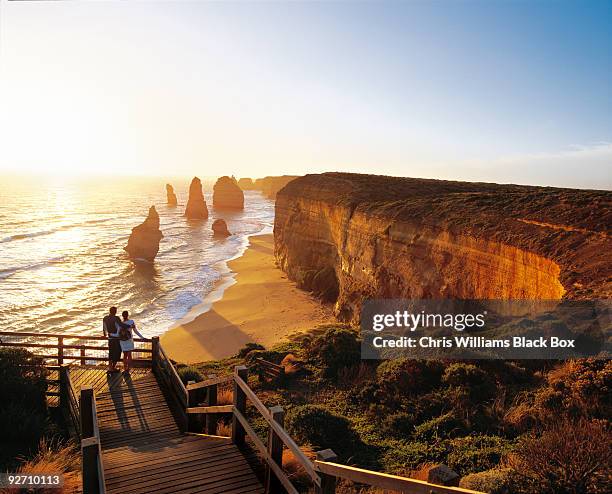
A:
0,0,610,188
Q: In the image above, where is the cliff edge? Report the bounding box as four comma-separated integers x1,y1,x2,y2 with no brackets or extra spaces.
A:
274,173,611,322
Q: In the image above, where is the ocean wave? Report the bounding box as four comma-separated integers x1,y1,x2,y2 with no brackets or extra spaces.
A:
1,218,116,243
0,257,64,280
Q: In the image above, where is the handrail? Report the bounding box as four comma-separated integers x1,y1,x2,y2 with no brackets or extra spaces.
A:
80,387,106,494
0,331,153,368
233,408,299,494
234,373,319,485
158,343,188,403
0,331,149,342
314,461,482,494
186,374,232,391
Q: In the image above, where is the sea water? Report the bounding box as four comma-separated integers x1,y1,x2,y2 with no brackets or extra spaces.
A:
0,174,274,338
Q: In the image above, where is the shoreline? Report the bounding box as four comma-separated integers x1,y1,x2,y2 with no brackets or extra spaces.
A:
161,233,332,363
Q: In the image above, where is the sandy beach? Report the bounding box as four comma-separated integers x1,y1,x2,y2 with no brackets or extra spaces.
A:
161,234,332,363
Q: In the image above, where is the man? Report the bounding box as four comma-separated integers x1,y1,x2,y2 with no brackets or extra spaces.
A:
103,307,130,373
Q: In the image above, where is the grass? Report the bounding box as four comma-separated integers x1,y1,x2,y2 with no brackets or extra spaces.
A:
0,439,81,494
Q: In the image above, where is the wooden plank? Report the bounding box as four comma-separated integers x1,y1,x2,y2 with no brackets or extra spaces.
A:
314,461,484,494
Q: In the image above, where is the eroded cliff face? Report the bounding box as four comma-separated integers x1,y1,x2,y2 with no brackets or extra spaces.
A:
274,173,611,323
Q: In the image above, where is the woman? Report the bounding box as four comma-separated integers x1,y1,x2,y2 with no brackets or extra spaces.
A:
119,310,146,374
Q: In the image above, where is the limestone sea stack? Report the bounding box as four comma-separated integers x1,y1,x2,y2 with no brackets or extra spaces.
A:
184,177,208,219
213,176,244,209
212,219,231,237
274,172,611,323
253,176,299,199
166,184,178,206
238,178,255,190
125,206,163,261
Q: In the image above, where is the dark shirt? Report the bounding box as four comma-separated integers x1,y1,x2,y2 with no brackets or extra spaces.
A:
103,315,129,338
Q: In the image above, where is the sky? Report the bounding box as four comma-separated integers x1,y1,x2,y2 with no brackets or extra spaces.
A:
0,0,610,189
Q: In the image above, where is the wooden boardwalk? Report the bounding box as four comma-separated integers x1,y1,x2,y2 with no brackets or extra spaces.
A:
82,369,263,494
2,332,485,494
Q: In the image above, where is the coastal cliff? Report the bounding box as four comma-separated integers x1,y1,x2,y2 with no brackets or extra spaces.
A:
125,206,163,261
254,176,299,199
274,173,611,322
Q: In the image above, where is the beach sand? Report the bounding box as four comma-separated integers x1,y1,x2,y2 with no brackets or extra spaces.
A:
161,234,332,363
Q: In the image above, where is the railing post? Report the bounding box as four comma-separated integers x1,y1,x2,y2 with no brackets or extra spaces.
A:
315,449,338,494
265,405,285,494
81,436,100,494
57,336,64,365
187,380,206,432
59,364,70,410
80,386,94,439
151,336,160,369
80,347,86,366
206,374,218,435
231,365,248,446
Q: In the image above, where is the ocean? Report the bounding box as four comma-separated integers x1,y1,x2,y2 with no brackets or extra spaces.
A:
0,175,274,338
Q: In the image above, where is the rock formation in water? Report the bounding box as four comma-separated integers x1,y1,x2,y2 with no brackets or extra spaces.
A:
253,176,299,199
274,173,611,323
238,178,256,190
184,177,208,219
166,184,178,206
212,219,231,237
213,176,244,209
125,206,163,261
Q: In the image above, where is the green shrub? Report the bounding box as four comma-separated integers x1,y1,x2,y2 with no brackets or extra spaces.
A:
285,405,356,451
305,326,360,379
442,363,496,402
445,435,512,476
381,412,418,438
177,366,203,385
460,468,515,494
0,349,49,458
376,359,444,404
0,348,47,412
414,412,466,442
381,440,446,473
347,380,381,407
0,402,49,444
235,343,265,359
506,418,611,494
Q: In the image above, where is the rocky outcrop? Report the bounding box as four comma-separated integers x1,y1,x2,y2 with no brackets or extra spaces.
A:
185,177,208,219
166,184,177,206
125,206,163,261
274,173,611,323
213,176,244,209
253,176,299,199
212,219,231,237
238,178,256,190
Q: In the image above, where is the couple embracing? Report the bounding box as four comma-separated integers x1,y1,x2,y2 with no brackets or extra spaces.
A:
102,306,147,374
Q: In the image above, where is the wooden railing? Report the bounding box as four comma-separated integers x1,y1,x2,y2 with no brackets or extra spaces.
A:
151,337,189,429
59,364,81,438
80,386,106,494
0,330,153,366
179,364,484,494
255,357,285,384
